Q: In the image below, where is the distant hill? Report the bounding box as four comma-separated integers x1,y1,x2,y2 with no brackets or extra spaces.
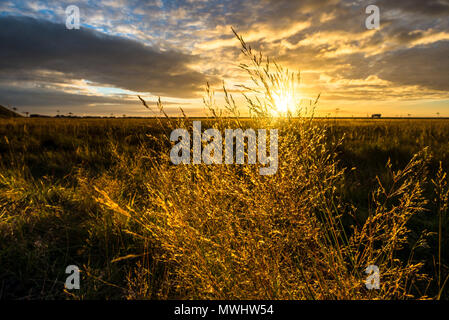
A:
0,105,22,118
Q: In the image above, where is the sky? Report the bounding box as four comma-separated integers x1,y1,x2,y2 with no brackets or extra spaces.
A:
1,0,449,117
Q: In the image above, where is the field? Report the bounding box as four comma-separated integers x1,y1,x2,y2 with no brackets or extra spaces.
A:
0,117,448,299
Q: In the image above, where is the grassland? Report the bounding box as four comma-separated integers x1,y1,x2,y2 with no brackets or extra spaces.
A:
0,117,447,299
1,30,448,300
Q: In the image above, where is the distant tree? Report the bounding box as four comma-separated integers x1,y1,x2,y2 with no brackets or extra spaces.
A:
437,112,440,118
23,111,29,117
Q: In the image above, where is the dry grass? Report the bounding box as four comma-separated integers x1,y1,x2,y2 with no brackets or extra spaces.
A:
94,32,446,299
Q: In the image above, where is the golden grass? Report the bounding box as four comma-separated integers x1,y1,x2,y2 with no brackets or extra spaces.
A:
93,31,447,299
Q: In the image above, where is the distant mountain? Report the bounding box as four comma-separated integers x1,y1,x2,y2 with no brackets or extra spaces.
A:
0,105,22,118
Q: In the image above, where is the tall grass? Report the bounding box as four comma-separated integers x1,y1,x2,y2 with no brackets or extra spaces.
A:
94,31,445,299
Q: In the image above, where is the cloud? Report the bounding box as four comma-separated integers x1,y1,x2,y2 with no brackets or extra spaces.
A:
375,41,449,91
0,82,192,116
0,15,211,99
376,0,449,16
0,84,134,108
1,0,449,116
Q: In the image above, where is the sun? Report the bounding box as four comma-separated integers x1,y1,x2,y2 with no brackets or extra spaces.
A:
272,89,298,116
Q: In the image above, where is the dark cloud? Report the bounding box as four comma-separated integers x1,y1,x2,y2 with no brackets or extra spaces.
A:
377,0,449,16
0,16,210,99
0,85,135,108
292,39,449,92
0,83,184,116
376,41,449,91
391,28,426,44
